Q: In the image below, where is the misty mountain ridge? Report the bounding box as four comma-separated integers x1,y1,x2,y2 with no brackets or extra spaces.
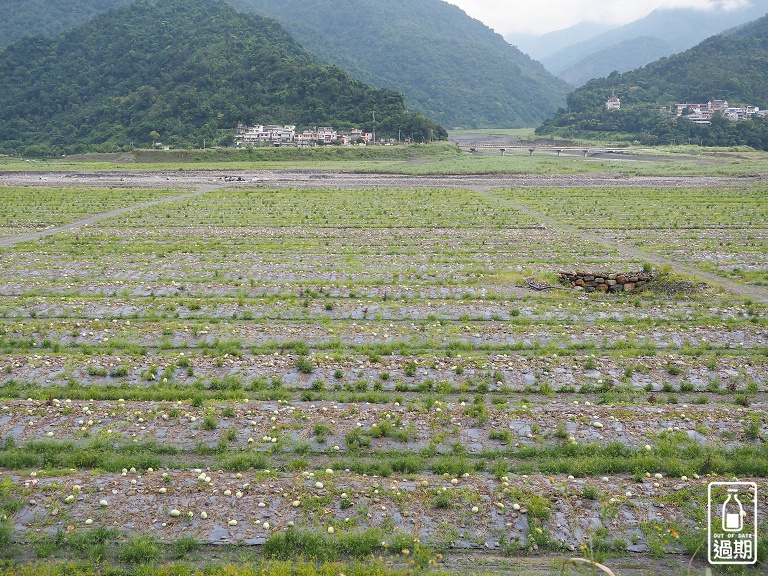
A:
229,0,571,128
512,0,768,86
508,21,616,61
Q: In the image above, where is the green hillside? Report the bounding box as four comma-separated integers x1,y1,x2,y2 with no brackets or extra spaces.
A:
537,15,768,149
230,0,571,128
0,0,130,49
0,0,444,155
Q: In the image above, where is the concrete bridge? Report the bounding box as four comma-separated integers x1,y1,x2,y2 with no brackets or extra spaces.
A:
458,144,632,157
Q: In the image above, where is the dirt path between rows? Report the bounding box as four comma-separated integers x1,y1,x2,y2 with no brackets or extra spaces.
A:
476,187,768,305
0,183,228,248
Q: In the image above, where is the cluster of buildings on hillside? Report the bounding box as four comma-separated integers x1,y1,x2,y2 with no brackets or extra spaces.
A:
234,123,396,147
607,95,766,124
667,100,766,124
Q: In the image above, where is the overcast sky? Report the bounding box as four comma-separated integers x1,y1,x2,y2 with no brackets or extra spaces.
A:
447,0,754,35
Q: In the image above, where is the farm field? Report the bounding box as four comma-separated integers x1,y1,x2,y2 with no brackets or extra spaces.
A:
0,169,766,575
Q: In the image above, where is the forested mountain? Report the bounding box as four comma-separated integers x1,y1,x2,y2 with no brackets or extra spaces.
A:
0,0,444,155
229,0,571,128
0,0,131,50
536,15,768,150
535,1,768,86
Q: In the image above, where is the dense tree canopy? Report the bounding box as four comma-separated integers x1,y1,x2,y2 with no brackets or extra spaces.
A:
0,0,445,155
0,0,131,49
536,15,768,149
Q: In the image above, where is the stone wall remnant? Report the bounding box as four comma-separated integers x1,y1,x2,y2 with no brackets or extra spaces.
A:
559,270,655,293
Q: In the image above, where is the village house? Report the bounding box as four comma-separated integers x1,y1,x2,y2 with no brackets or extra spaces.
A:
605,96,621,110
316,127,337,144
709,100,728,113
294,130,317,146
674,103,705,116
234,124,265,145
